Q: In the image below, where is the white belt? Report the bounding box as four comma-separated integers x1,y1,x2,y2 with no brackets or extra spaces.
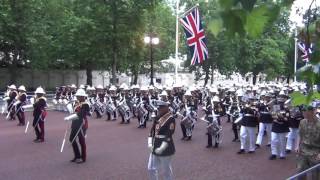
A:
260,112,270,114
155,135,166,138
244,114,254,117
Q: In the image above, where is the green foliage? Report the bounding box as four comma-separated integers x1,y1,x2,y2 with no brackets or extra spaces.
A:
209,0,292,38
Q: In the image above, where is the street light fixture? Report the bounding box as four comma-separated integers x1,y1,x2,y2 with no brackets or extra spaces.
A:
144,35,159,85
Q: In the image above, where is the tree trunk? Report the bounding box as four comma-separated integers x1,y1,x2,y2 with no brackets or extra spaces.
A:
210,65,214,84
86,60,92,86
204,67,209,87
111,0,117,85
252,73,257,85
286,75,290,84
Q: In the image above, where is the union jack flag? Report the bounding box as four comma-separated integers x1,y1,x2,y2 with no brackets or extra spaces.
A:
298,42,313,62
180,7,208,65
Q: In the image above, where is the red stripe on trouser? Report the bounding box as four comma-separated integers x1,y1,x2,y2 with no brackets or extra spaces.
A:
79,132,86,161
39,121,45,140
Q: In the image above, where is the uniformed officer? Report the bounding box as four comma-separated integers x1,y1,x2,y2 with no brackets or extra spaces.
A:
69,89,90,164
148,100,175,180
15,85,27,126
7,84,18,120
296,104,320,180
33,87,47,142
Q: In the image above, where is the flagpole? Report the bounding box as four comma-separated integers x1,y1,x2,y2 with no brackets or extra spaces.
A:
294,28,297,82
175,0,180,84
180,4,199,18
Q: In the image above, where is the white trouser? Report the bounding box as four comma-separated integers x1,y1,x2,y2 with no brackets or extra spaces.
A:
286,128,299,151
148,153,173,180
240,126,256,151
256,123,272,145
271,132,287,157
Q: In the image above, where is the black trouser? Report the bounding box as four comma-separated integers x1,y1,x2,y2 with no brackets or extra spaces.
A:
232,123,239,140
107,111,116,120
94,110,102,118
33,116,44,140
69,127,86,161
181,123,187,138
120,112,130,123
138,114,147,127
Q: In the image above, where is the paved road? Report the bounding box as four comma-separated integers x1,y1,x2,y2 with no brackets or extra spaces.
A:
0,111,296,180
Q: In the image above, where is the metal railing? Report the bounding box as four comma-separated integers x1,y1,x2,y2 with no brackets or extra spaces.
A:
287,163,320,180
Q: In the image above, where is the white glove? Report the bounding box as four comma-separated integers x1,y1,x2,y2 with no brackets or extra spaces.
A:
154,142,168,154
148,137,153,151
14,100,21,106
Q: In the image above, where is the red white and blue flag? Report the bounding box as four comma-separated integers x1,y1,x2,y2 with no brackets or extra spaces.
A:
180,7,208,65
298,42,313,62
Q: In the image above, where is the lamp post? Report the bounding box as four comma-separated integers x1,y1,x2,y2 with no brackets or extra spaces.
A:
144,35,159,85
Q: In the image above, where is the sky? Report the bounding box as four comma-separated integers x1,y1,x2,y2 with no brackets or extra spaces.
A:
289,0,319,27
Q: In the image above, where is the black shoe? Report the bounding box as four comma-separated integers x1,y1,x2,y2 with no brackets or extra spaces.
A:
206,145,212,148
181,137,186,140
214,143,219,148
269,155,277,160
70,158,79,162
35,139,44,143
232,138,239,142
33,139,40,142
186,137,192,141
75,159,85,164
248,151,255,154
266,144,271,147
285,149,291,154
255,144,260,149
279,156,286,160
237,149,245,154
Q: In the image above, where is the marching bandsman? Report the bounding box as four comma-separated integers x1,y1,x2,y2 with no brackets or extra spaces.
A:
180,90,197,141
33,87,47,143
69,89,90,164
118,84,131,124
147,100,176,180
269,91,290,160
86,86,96,116
7,84,18,121
137,86,149,128
95,85,105,119
15,85,27,126
107,85,118,121
69,84,77,101
205,95,223,148
230,93,242,142
255,92,273,148
237,98,258,154
286,104,303,153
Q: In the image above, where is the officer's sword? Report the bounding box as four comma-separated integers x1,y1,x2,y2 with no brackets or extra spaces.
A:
60,124,69,152
26,111,45,134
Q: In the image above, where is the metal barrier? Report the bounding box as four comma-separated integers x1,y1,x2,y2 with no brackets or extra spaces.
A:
287,163,320,180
